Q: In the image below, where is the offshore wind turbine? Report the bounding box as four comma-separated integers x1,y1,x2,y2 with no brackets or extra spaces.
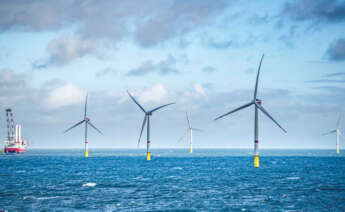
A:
323,114,342,154
178,112,202,153
64,94,103,157
214,54,287,167
127,90,175,161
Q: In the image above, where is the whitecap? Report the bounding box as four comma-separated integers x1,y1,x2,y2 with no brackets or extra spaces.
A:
170,167,183,170
36,196,59,200
82,182,97,187
286,177,300,180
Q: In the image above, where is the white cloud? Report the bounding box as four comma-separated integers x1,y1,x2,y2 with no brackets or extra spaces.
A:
138,83,168,103
194,83,206,96
44,83,86,109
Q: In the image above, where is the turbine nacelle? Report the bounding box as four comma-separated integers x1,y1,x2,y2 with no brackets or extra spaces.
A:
255,99,262,105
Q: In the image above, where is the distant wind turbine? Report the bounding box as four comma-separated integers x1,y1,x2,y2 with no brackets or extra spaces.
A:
214,54,287,167
323,114,342,154
64,94,103,157
127,90,175,161
178,112,202,153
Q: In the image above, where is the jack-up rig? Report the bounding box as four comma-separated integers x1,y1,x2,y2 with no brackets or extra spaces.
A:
4,108,27,153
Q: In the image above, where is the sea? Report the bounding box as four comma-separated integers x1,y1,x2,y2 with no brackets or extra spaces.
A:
1,149,345,211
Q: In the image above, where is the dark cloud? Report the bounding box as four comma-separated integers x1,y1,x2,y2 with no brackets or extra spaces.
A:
126,55,179,76
326,38,345,61
0,1,74,32
202,66,216,73
0,0,229,49
282,0,345,23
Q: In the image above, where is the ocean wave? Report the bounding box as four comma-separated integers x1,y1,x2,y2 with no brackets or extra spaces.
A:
82,182,97,187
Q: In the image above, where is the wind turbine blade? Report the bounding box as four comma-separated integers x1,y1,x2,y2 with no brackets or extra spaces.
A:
88,122,103,135
186,112,191,128
64,120,85,133
149,102,176,113
214,102,254,121
138,115,147,147
253,54,264,100
336,113,342,128
178,129,189,142
192,128,203,132
256,103,287,133
127,90,146,113
84,93,88,118
322,129,337,136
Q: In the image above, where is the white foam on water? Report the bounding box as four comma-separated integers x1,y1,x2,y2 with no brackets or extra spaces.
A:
170,167,183,170
24,196,59,200
286,177,300,180
82,182,97,187
36,196,59,200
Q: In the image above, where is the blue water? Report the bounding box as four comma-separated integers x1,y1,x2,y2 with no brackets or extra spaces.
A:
1,149,345,211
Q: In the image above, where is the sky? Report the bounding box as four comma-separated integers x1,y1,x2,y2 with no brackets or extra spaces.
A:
0,0,345,150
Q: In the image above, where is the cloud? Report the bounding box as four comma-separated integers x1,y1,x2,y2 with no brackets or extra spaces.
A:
0,69,33,106
324,72,345,77
194,83,206,96
326,38,345,61
307,71,345,84
0,1,229,54
44,83,86,109
46,35,98,66
202,66,216,73
126,55,179,76
133,0,228,47
0,1,73,32
95,68,117,78
138,83,168,103
281,0,345,24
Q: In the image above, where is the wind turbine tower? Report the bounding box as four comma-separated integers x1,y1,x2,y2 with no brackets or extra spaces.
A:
179,112,202,153
64,94,103,157
323,114,342,154
127,90,175,161
214,54,287,167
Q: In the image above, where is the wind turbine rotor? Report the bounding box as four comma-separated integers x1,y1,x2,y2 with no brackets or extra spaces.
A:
214,101,254,121
64,120,85,133
255,102,287,133
127,90,146,113
137,115,148,147
253,54,264,100
88,121,103,135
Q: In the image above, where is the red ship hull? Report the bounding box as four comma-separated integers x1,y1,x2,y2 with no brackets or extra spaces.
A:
5,148,26,153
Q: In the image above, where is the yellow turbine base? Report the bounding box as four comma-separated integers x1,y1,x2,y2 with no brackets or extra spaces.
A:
85,150,88,157
147,152,151,161
190,148,193,154
254,155,260,168
0,149,2,155
337,148,340,154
